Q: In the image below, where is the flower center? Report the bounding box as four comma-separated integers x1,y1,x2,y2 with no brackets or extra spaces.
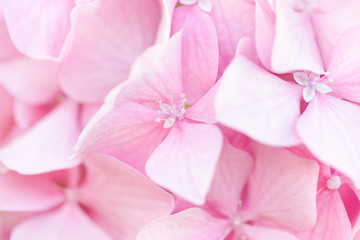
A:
155,94,187,129
293,71,333,102
326,175,341,190
64,188,77,201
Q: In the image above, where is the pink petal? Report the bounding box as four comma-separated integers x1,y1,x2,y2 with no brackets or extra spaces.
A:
3,0,74,59
327,26,360,103
0,85,13,143
59,0,165,103
13,100,52,130
235,37,261,65
255,0,276,70
215,55,302,147
0,56,59,105
0,171,64,212
146,121,223,204
312,0,360,65
0,100,81,174
296,190,352,240
137,208,229,240
171,5,218,104
185,80,220,124
243,224,299,240
244,143,319,231
11,203,112,240
0,13,18,60
296,94,360,188
74,101,167,173
77,154,174,240
205,140,253,218
271,0,324,73
209,0,255,76
1,213,33,239
115,32,183,104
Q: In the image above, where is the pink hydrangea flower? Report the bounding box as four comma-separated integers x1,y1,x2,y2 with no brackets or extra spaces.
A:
137,141,319,240
0,154,174,239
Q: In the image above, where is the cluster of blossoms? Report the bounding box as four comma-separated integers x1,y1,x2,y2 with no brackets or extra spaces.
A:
1,0,360,239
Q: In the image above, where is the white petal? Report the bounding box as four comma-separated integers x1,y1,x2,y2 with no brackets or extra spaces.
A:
198,0,212,12
163,118,176,128
315,82,332,94
303,87,315,102
180,0,198,5
293,72,309,86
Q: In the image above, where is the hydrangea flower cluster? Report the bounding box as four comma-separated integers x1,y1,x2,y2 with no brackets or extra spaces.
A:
0,0,360,239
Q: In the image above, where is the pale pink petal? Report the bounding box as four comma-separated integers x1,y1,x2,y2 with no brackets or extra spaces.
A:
0,100,81,174
0,13,18,60
77,154,174,240
255,0,276,70
205,140,253,218
146,121,223,204
74,102,167,173
115,32,183,104
209,0,255,76
313,0,360,65
235,37,261,65
11,203,112,240
296,94,360,188
0,172,64,212
272,0,324,73
3,0,74,59
243,224,299,240
244,143,319,230
137,208,229,240
0,56,59,105
13,100,52,130
296,190,352,240
215,55,302,147
185,80,220,124
326,26,360,103
60,0,165,103
0,212,34,239
171,5,218,104
77,103,101,129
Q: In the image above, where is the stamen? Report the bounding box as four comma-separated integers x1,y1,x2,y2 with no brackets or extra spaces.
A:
293,71,332,102
327,175,342,190
64,188,76,201
155,94,187,128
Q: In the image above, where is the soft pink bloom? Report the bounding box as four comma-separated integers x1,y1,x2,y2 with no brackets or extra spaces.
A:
255,0,360,73
59,0,171,103
0,154,174,240
75,27,222,204
137,142,319,240
296,164,354,240
216,26,360,187
0,100,81,174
